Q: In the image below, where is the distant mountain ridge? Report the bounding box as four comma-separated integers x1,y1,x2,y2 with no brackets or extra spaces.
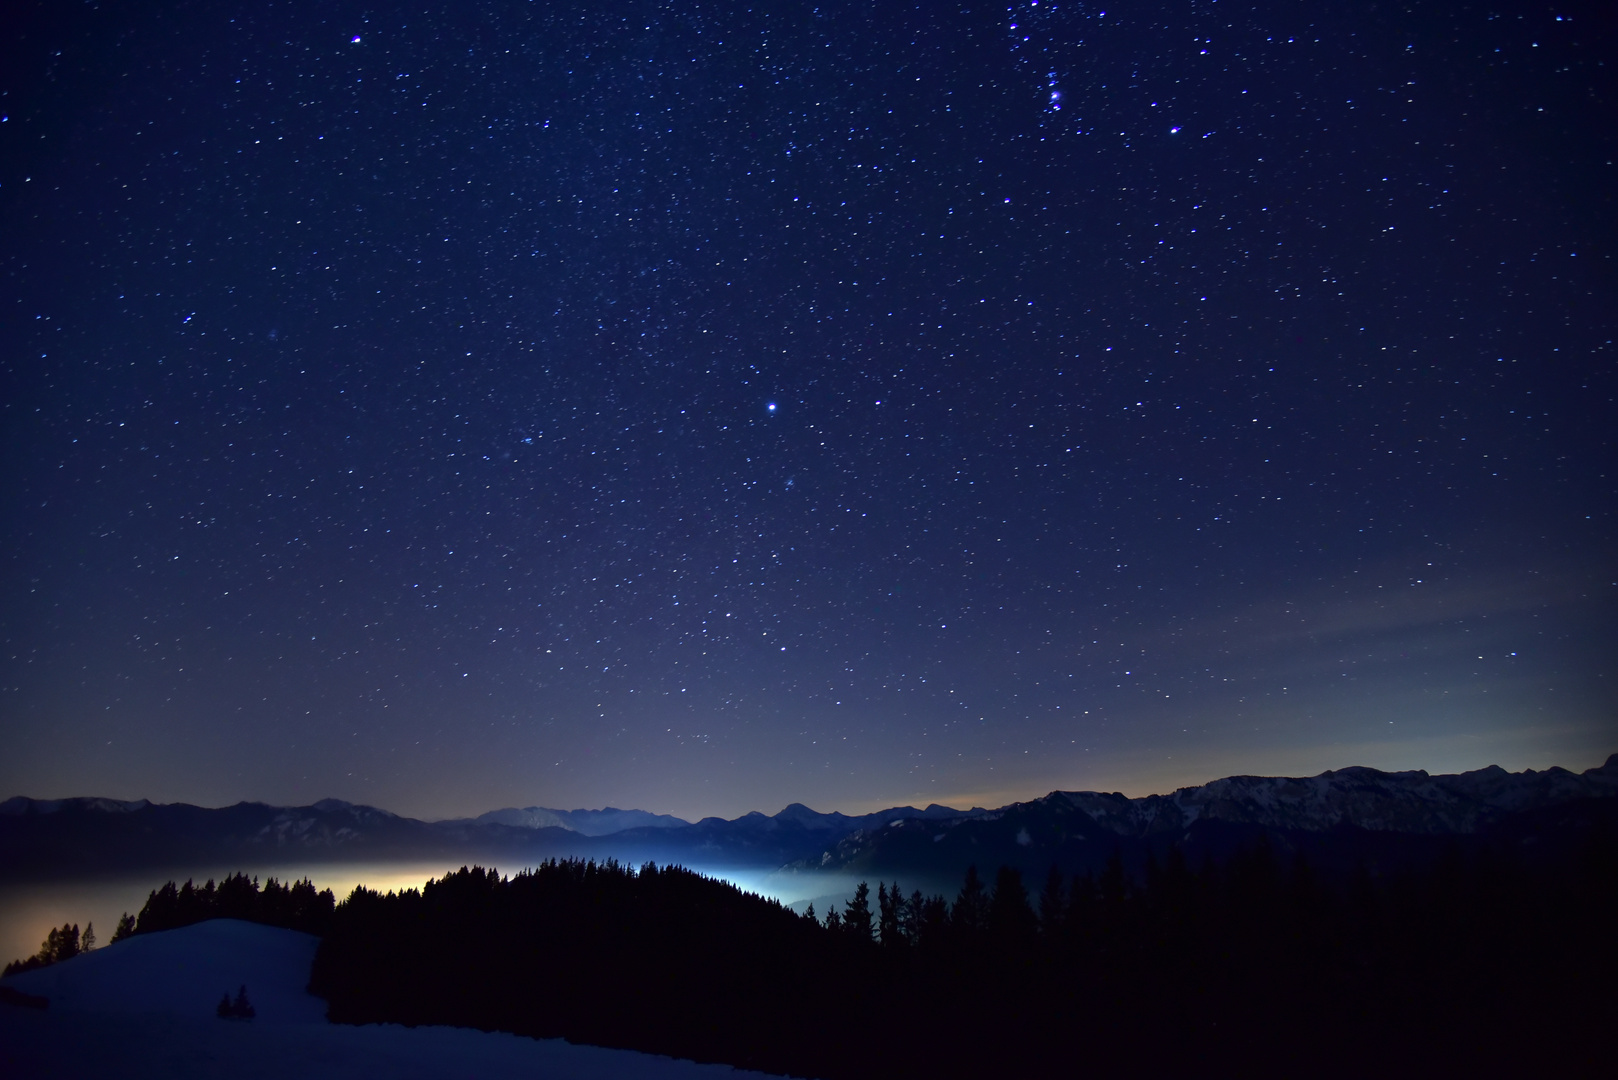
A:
790,754,1618,888
446,800,993,836
2,755,1613,885
458,806,692,836
1057,756,1618,837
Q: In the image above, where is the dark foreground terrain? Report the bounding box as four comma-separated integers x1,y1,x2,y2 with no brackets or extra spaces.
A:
307,800,1615,1079
9,766,1613,1078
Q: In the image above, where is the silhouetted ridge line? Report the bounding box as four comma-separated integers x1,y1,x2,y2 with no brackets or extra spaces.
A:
3,756,1613,886
2,872,335,976
122,873,337,938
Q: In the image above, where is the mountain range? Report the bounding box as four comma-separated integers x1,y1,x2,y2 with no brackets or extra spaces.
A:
3,755,1614,889
786,754,1618,894
455,806,691,836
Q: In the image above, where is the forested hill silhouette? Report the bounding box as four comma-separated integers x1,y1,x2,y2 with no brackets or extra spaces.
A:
3,873,335,976
311,809,1615,1079
119,873,336,938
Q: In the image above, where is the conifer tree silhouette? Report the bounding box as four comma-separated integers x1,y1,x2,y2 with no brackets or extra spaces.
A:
1099,850,1127,908
877,882,902,946
988,866,1036,944
2,921,96,975
953,865,988,935
843,882,873,940
1038,865,1065,936
903,889,924,945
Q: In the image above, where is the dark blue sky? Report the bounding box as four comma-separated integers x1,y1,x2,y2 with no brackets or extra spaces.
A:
2,0,1613,820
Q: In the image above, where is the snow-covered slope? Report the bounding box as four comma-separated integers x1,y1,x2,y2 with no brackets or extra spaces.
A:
0,919,787,1079
4,919,325,1022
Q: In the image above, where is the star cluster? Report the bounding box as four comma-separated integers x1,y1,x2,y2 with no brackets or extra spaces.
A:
1,1,1612,818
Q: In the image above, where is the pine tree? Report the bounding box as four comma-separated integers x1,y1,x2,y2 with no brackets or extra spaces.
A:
988,866,1036,944
45,924,81,963
2,922,84,975
1038,865,1065,936
217,873,259,921
902,889,924,945
877,883,902,947
1065,871,1097,947
110,912,137,943
915,894,950,949
1100,850,1127,908
844,882,874,941
953,865,988,935
80,922,96,952
139,882,181,933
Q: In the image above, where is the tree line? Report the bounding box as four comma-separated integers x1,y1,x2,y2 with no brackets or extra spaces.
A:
118,872,336,937
3,922,96,976
5,822,1611,1075
309,828,1614,1079
2,873,335,976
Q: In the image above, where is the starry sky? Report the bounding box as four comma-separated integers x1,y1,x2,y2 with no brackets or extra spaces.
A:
2,0,1613,822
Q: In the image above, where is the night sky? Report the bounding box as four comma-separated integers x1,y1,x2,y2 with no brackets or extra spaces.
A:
2,1,1613,822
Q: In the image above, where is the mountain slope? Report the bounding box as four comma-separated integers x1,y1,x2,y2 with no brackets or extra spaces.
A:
1067,756,1618,836
794,755,1618,887
464,806,692,836
3,755,1612,885
0,919,782,1080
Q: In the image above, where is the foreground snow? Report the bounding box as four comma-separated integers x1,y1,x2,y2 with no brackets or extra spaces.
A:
0,919,788,1079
